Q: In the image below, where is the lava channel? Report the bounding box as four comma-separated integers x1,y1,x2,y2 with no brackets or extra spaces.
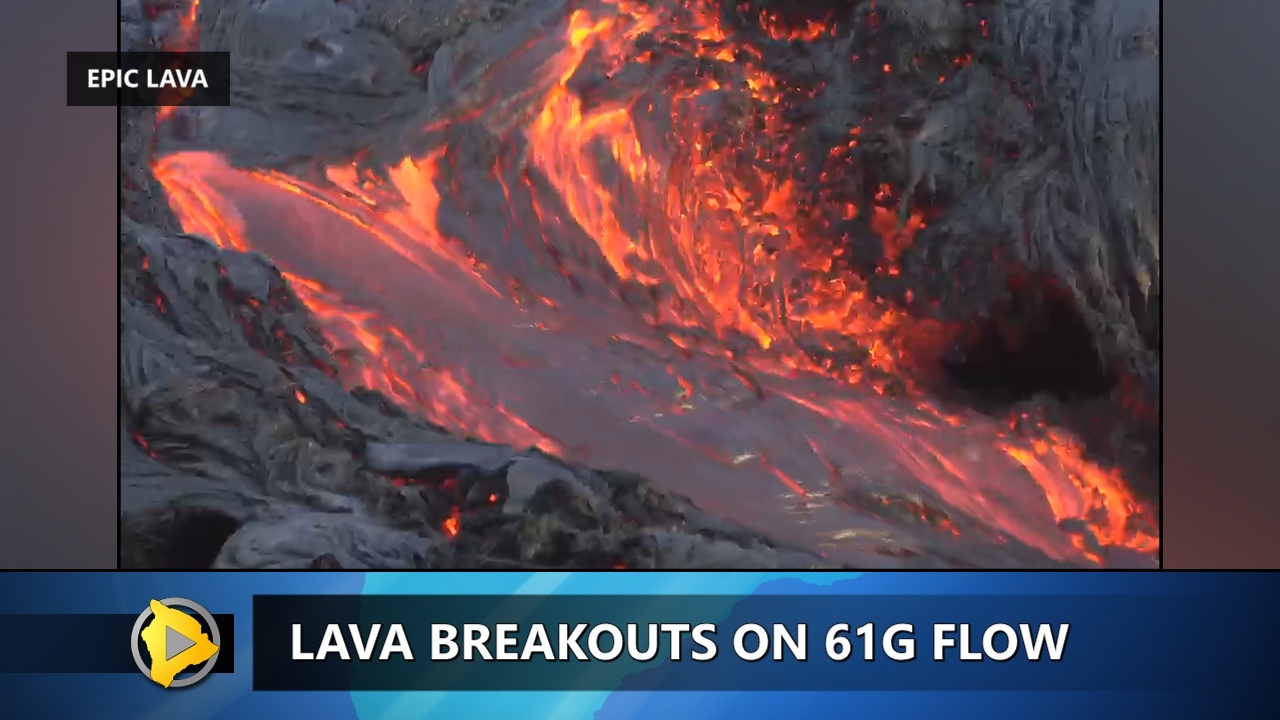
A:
151,0,1158,568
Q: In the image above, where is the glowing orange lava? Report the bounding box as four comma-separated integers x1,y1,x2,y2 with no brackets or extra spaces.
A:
149,0,1158,564
508,1,1157,556
154,0,202,123
156,152,560,455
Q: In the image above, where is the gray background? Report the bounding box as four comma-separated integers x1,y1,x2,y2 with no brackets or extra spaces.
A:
1162,3,1278,567
0,1,117,567
0,3,1269,567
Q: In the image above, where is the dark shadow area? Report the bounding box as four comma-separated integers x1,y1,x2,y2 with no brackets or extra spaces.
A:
120,507,243,570
942,276,1117,406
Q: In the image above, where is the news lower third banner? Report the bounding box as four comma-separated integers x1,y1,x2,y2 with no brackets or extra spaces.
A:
66,52,231,107
254,590,1265,692
0,572,1273,719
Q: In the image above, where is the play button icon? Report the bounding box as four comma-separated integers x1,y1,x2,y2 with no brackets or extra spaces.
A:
130,597,222,688
166,625,196,660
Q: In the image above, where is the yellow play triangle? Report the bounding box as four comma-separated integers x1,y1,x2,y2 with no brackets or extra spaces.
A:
138,599,220,688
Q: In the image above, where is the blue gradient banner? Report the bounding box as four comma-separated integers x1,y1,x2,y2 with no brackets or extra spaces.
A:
0,572,1270,719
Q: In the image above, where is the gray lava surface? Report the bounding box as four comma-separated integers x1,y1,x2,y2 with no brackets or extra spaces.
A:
119,0,1160,569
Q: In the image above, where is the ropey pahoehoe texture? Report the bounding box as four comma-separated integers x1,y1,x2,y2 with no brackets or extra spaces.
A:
120,0,1159,569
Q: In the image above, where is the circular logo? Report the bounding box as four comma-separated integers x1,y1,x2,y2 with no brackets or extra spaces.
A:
130,597,222,688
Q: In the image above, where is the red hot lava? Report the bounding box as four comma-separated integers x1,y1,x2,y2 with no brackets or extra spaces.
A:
148,0,1158,566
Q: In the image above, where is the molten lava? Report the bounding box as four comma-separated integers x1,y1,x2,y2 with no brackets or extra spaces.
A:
153,0,202,123
148,0,1158,566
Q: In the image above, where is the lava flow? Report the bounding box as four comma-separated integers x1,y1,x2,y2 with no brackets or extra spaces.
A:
149,0,1158,567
